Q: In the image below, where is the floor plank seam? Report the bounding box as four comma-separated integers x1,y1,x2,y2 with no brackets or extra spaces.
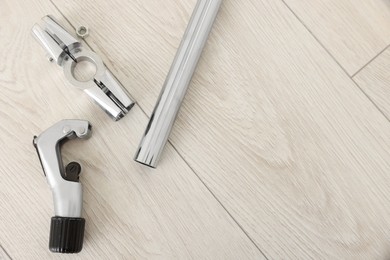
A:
168,142,270,260
281,0,390,123
351,78,390,122
351,44,390,78
0,244,12,260
50,2,270,257
281,0,350,75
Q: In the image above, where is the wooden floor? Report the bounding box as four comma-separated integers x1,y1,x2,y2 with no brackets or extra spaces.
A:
0,0,389,259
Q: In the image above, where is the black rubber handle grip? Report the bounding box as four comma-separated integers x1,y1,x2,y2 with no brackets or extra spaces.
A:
49,216,85,253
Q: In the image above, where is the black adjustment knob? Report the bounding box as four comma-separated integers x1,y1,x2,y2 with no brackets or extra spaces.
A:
65,162,82,182
49,216,85,253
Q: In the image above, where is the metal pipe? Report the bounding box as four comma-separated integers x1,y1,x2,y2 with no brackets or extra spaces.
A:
134,0,222,168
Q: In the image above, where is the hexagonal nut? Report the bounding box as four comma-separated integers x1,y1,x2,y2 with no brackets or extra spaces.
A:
76,26,89,38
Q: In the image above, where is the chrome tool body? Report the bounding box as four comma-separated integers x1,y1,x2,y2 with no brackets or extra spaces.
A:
33,119,92,253
135,0,222,168
32,16,134,121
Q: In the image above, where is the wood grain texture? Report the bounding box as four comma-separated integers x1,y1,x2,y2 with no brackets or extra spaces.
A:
283,0,390,75
52,0,390,258
354,46,390,120
0,245,11,260
0,0,264,259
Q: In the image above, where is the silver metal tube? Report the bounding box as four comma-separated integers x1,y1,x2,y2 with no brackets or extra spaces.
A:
134,0,222,168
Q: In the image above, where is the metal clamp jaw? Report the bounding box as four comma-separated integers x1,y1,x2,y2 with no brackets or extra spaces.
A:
33,120,92,253
32,15,135,121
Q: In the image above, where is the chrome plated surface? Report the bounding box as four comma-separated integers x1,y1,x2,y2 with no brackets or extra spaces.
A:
134,0,222,168
33,120,92,218
76,25,89,38
32,15,134,121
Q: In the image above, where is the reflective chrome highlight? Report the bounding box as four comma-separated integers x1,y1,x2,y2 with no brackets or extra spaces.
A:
33,120,92,218
135,0,222,168
32,15,134,121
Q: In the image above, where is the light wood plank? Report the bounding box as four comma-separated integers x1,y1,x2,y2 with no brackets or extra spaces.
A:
283,0,390,75
0,0,264,259
354,47,390,119
0,245,11,260
53,0,390,258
